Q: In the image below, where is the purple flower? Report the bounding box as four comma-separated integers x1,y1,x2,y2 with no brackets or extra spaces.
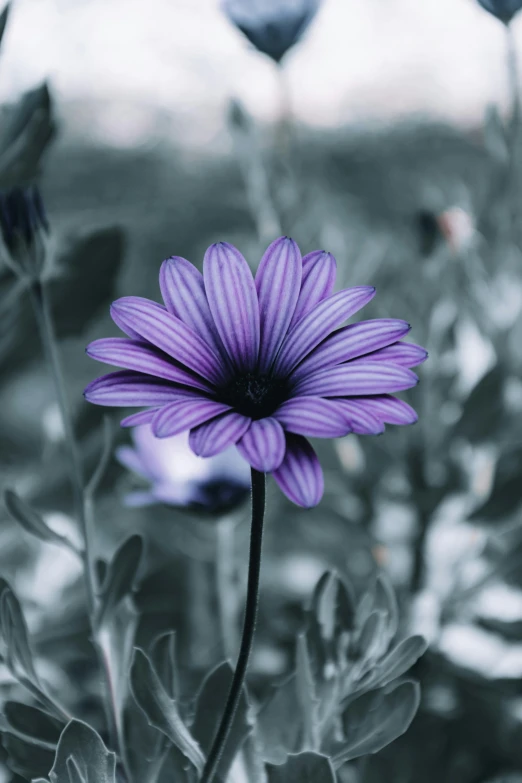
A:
477,0,522,22
222,0,321,63
116,425,251,513
85,237,426,508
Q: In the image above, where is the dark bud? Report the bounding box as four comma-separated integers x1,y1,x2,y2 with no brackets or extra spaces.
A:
477,0,522,23
222,0,321,63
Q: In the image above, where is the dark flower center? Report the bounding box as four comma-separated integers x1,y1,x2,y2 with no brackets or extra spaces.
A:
219,372,289,419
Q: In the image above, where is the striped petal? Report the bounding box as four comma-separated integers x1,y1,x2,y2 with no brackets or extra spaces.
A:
236,417,286,471
159,256,224,355
152,399,231,438
293,363,418,397
334,399,384,434
120,409,158,428
274,397,351,438
86,338,213,392
290,319,411,382
203,242,260,371
289,250,337,328
84,371,202,407
272,434,324,508
110,297,225,385
111,299,167,340
274,287,376,376
351,395,418,425
361,341,428,368
189,412,251,457
255,237,302,372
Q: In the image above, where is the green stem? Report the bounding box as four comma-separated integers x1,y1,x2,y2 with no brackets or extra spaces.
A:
200,470,266,783
215,515,239,661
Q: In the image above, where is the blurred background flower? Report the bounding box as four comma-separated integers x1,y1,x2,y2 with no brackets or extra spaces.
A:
477,0,522,24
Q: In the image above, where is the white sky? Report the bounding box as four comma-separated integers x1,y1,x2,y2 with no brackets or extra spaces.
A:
0,0,521,146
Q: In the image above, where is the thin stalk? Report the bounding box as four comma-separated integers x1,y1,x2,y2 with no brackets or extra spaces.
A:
200,470,266,783
507,22,520,145
28,280,129,779
215,515,239,661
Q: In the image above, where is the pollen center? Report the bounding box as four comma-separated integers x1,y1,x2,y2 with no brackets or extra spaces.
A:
219,373,288,419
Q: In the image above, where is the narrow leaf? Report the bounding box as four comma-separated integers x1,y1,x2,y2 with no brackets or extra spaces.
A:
4,700,63,746
67,756,87,783
266,752,335,783
4,490,79,552
150,630,179,701
49,720,116,783
96,535,143,627
295,636,319,751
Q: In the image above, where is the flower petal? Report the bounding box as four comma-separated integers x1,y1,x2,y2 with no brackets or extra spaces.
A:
274,397,351,438
236,417,286,471
204,242,260,371
293,362,418,397
334,399,384,434
110,297,225,385
274,287,376,376
86,338,213,392
115,445,148,478
152,399,231,438
255,237,302,372
120,409,158,427
361,341,428,368
272,434,324,508
289,319,411,382
289,250,337,328
159,256,224,355
111,299,166,340
84,371,202,407
351,395,418,425
189,412,251,457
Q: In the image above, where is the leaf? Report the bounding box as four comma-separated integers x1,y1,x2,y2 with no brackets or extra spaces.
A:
96,535,143,627
483,104,509,164
306,571,355,677
454,366,505,444
0,580,39,681
333,681,421,765
1,731,55,778
469,446,522,522
0,3,9,50
294,636,319,752
0,83,55,187
129,648,204,774
150,631,179,701
192,661,252,782
66,757,86,783
49,721,116,783
52,227,125,338
4,490,79,553
374,573,399,643
3,701,63,746
156,745,195,783
266,752,335,783
256,676,301,765
345,635,427,701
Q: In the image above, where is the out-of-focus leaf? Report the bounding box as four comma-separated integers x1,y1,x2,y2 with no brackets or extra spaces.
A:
129,648,204,774
256,676,301,764
96,535,143,627
470,446,522,522
266,752,335,783
374,573,399,643
52,227,125,337
150,631,179,701
0,3,9,50
295,635,319,752
49,721,116,783
3,702,63,746
483,104,509,164
0,83,55,187
306,571,355,676
1,731,55,778
454,366,505,443
192,661,252,782
0,579,38,681
344,635,427,701
333,681,420,765
4,489,79,553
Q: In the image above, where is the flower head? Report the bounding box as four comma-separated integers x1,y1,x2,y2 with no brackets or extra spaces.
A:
477,0,522,23
85,237,426,508
222,0,321,63
116,425,251,513
0,185,49,277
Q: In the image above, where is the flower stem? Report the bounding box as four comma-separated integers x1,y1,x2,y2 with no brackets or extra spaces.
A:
200,469,266,783
28,279,128,778
215,514,239,661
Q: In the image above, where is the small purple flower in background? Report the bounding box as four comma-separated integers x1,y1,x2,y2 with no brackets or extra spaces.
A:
116,424,251,513
477,0,522,23
222,0,321,63
85,237,426,508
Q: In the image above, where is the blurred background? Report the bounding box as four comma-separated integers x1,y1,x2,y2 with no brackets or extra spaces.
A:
2,0,522,781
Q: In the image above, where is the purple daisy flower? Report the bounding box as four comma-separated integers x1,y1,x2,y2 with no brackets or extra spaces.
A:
477,0,522,22
222,0,321,63
116,425,251,513
84,237,426,508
